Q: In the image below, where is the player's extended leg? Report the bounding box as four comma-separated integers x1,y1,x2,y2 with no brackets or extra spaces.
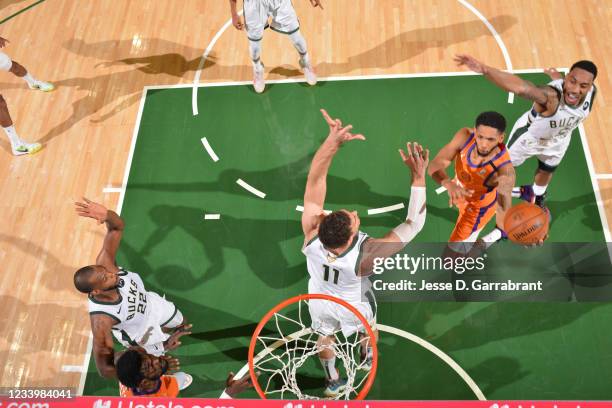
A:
317,335,347,397
531,161,557,207
272,0,317,85
2,53,54,92
358,329,378,371
0,95,41,156
289,30,317,86
244,0,266,93
248,39,265,93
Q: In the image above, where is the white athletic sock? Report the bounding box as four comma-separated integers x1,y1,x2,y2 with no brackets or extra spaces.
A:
511,187,521,198
3,125,23,146
22,72,37,87
319,357,339,381
248,40,263,71
289,30,310,66
533,184,548,196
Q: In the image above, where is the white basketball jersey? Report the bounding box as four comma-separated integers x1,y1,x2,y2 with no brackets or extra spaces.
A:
524,79,596,145
302,231,370,303
88,269,151,346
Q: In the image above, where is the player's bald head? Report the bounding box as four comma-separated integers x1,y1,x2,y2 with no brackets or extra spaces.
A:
73,265,99,293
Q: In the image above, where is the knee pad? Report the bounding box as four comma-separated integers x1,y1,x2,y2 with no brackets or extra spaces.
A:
537,160,558,173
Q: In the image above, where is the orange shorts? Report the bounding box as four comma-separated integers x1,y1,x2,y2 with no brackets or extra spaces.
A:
449,194,497,242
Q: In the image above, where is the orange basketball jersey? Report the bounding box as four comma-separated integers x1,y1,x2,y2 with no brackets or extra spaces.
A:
119,375,180,398
454,133,512,206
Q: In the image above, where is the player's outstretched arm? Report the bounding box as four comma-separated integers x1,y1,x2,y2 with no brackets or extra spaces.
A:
75,198,125,269
358,143,428,275
454,54,558,111
428,128,474,207
301,109,365,242
91,314,119,378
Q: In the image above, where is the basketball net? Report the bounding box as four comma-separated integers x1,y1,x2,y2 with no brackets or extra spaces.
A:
248,294,378,400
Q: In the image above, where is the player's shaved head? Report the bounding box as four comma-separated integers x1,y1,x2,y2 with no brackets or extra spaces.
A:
319,211,353,249
570,60,597,80
73,265,97,293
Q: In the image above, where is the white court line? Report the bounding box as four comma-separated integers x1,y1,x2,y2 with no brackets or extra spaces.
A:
295,205,331,215
595,174,612,180
164,68,558,92
192,10,243,116
77,332,93,395
61,365,84,373
226,324,486,400
456,0,514,104
368,202,405,215
578,124,612,242
236,178,266,198
79,88,149,396
201,137,220,162
102,186,122,193
204,213,221,220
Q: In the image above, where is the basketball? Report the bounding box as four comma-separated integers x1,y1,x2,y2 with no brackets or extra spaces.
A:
504,202,549,245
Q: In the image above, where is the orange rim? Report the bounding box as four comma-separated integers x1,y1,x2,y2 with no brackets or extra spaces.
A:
248,293,378,400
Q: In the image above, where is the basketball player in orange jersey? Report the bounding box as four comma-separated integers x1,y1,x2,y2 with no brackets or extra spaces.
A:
429,111,515,251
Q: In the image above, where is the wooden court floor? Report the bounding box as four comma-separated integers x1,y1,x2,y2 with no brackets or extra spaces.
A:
0,0,610,390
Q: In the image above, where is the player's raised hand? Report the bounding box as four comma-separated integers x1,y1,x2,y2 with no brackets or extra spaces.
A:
163,324,192,351
0,37,9,48
231,13,244,30
454,54,487,74
75,198,108,224
309,0,323,9
544,67,563,81
320,109,365,145
225,371,260,397
399,142,429,186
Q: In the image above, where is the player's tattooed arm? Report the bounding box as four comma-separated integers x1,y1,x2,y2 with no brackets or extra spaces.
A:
302,109,365,243
494,164,516,229
454,54,558,111
91,313,118,378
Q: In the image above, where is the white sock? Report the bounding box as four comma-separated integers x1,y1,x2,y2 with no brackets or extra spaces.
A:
533,184,548,196
22,72,37,86
319,356,339,381
289,31,310,66
248,40,263,71
511,187,521,198
3,125,23,146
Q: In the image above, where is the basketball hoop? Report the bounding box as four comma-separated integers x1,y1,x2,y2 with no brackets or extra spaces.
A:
248,293,378,400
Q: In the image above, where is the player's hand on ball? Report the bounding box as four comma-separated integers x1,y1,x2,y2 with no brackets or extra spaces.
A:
231,14,244,30
320,109,365,145
75,197,108,224
454,54,487,74
160,355,181,373
399,142,429,185
544,67,562,80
